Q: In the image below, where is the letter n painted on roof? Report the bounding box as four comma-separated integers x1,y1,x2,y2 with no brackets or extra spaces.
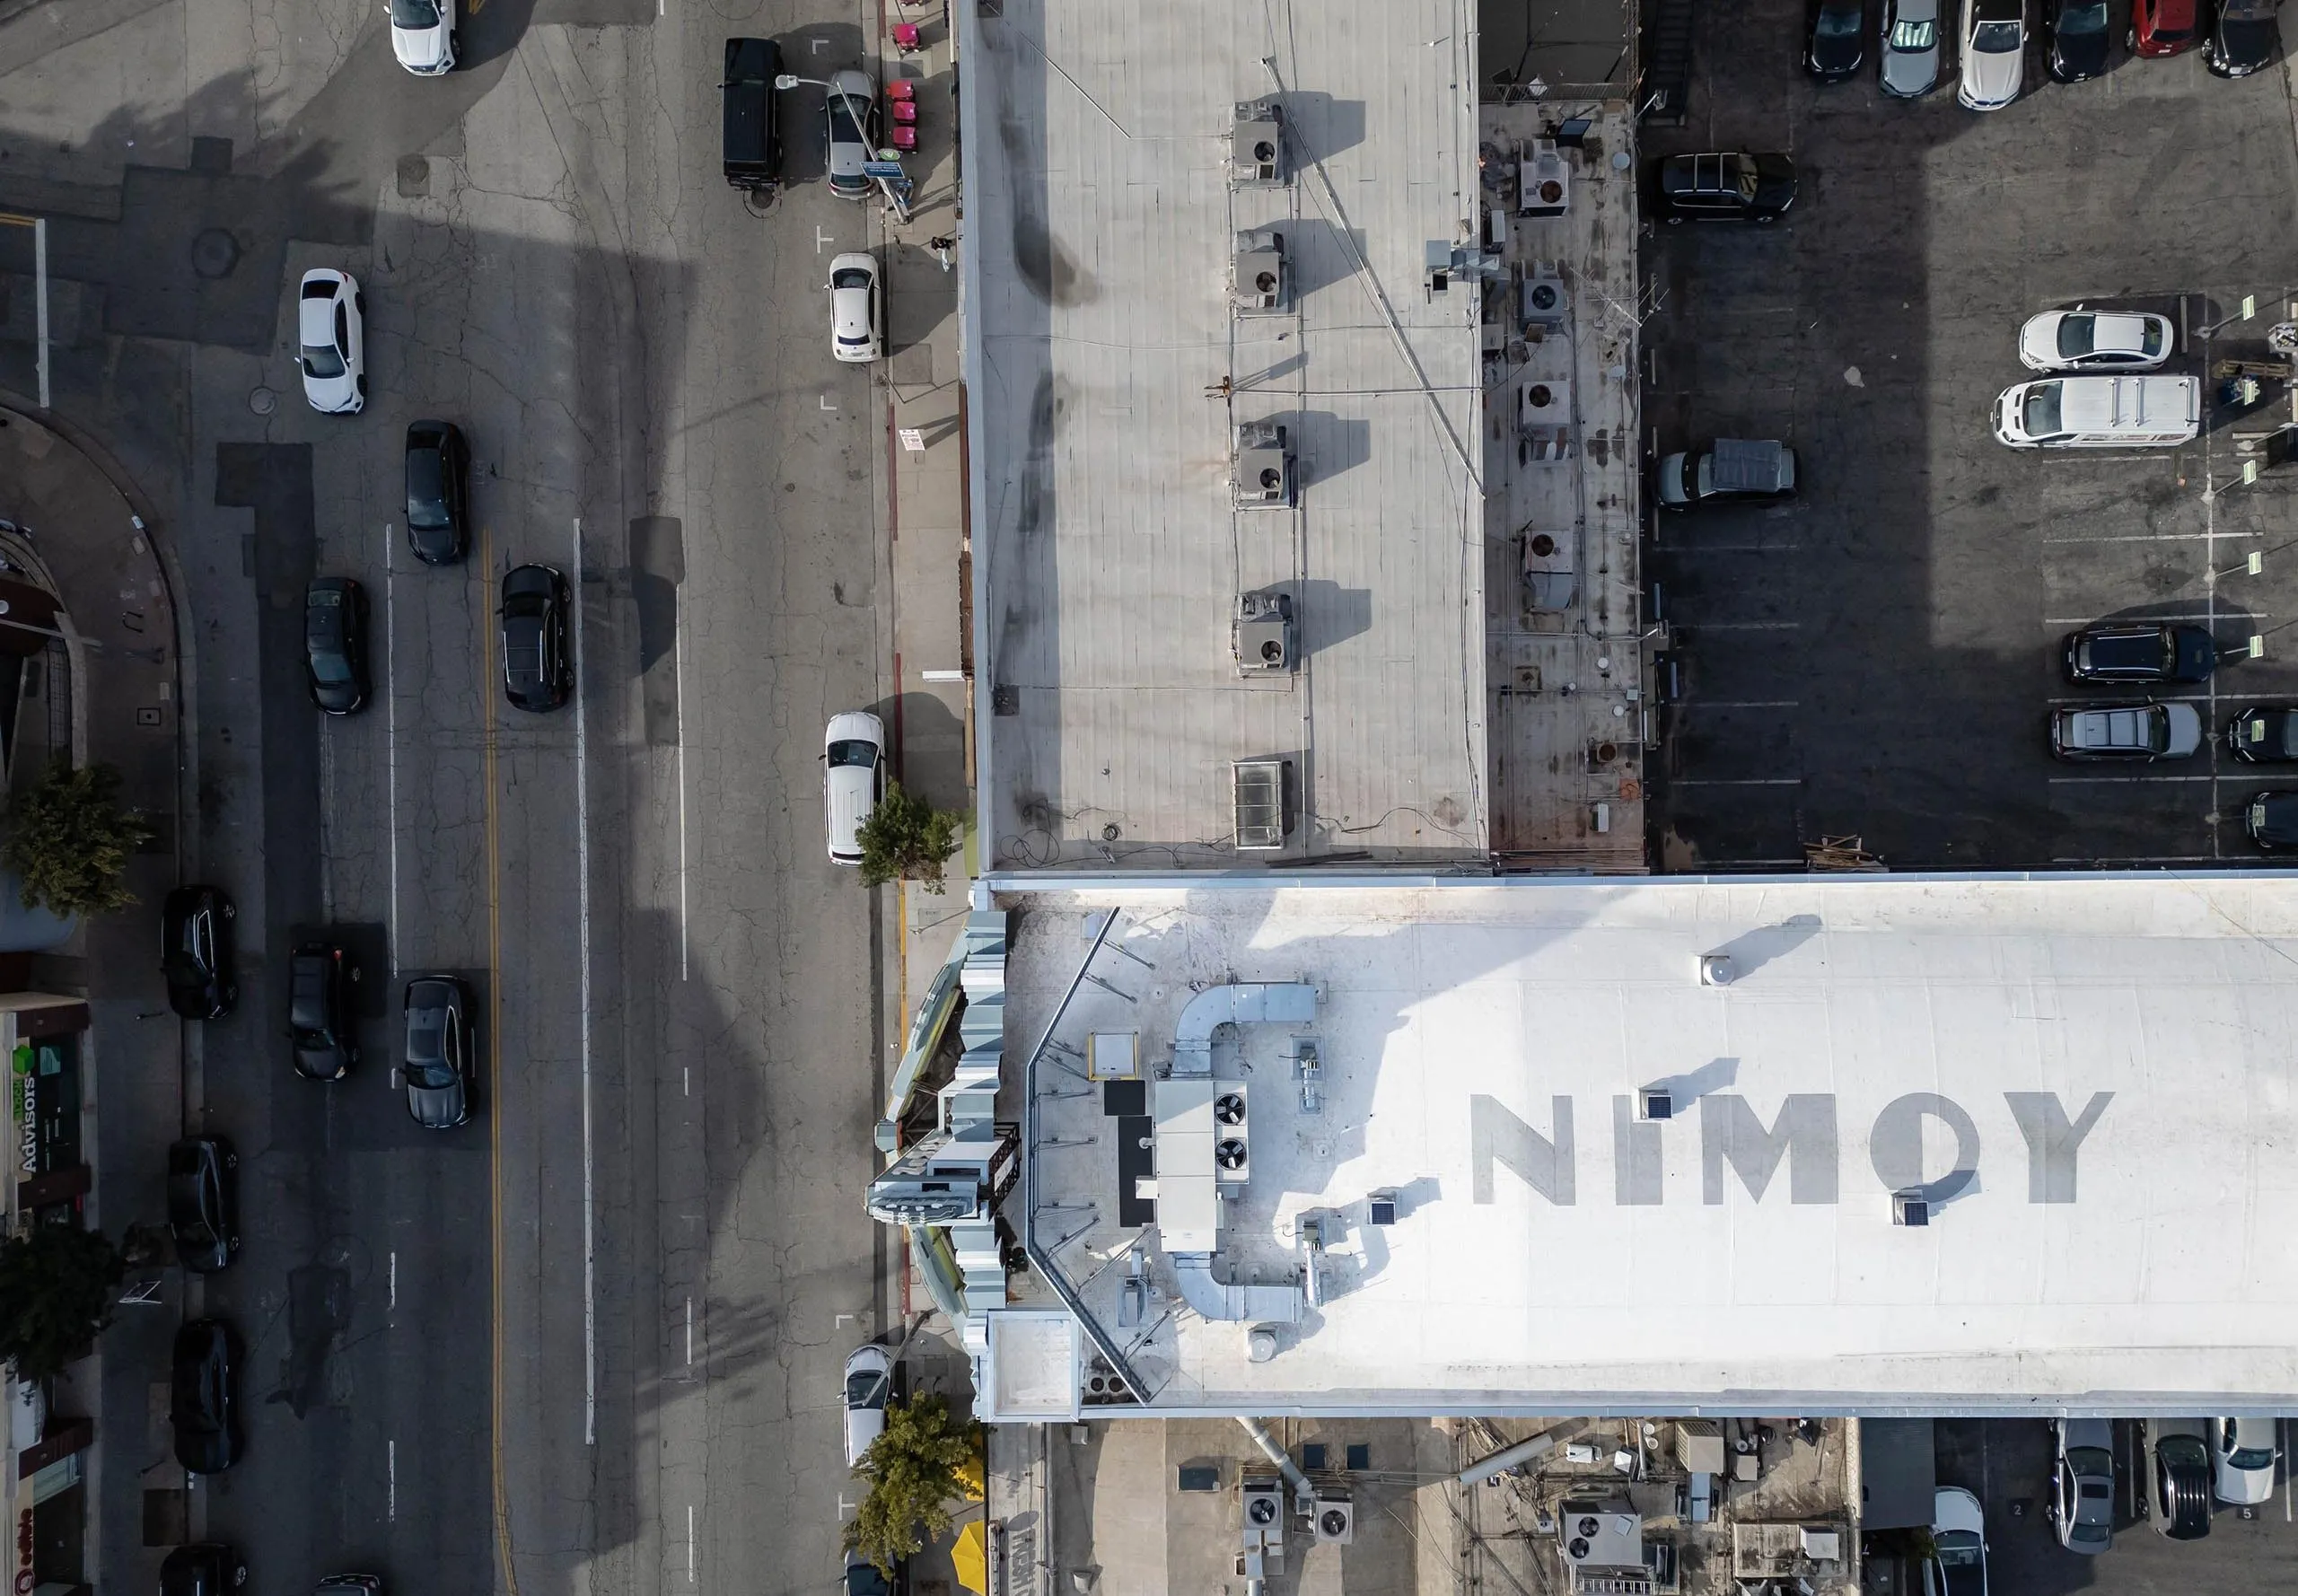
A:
1469,1094,1574,1205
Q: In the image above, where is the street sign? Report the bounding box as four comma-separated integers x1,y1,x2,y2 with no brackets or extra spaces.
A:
863,161,907,178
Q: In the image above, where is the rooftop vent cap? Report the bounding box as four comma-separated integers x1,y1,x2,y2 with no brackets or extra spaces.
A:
1893,1191,1930,1227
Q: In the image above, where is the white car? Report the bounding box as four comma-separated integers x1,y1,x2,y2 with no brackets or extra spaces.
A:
1958,0,2027,110
2019,310,2174,373
2210,1416,2278,1504
387,0,457,76
823,711,886,866
842,1343,894,1466
296,268,365,415
829,252,883,364
1922,1486,1987,1596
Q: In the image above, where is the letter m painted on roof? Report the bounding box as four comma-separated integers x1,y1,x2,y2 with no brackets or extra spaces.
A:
1470,1094,1575,1206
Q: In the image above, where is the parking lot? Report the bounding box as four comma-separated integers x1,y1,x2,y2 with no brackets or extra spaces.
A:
1640,2,2298,869
1933,1417,2298,1592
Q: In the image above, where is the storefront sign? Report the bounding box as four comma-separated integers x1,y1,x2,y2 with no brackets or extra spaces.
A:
14,1506,36,1595
15,1068,35,1176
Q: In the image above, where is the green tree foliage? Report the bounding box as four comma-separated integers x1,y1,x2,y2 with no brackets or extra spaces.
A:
0,1223,127,1381
856,782,962,893
842,1391,982,1574
1,760,154,917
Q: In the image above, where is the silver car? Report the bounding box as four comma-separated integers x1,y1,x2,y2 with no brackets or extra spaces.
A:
2051,1417,2115,1555
825,68,880,200
1881,0,1943,95
2049,701,2202,761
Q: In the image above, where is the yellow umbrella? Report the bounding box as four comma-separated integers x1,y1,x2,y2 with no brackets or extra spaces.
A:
952,1521,989,1596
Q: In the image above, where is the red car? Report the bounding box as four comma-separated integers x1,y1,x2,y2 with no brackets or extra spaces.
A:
2130,0,2202,54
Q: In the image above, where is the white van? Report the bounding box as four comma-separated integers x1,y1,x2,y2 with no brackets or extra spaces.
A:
1994,373,2199,449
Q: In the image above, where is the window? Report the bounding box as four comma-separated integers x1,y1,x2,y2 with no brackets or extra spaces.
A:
1890,18,1937,48
2021,384,2063,438
1973,19,2023,49
303,342,346,380
390,0,442,23
827,739,880,769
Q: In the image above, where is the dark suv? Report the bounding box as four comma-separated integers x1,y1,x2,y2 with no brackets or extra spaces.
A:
405,420,469,565
2062,622,2216,684
167,1136,240,1272
500,563,573,711
289,942,359,1081
722,37,785,190
162,885,238,1020
1656,152,1797,224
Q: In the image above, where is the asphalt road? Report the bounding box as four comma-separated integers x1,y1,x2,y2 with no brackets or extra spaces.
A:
2,5,897,1596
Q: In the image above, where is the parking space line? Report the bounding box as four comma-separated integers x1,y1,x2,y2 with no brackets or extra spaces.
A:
2041,531,2214,544
1667,777,1802,786
2043,615,2274,626
2048,774,2221,784
2044,692,2224,706
1681,620,1800,631
1680,699,1801,709
1657,543,1804,554
2052,854,2229,863
573,516,597,1450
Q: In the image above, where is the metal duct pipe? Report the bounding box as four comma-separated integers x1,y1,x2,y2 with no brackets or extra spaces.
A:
1453,1420,1583,1486
1236,1416,1315,1510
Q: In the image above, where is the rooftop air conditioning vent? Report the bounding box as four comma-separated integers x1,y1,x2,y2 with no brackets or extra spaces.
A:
1232,592,1297,675
1232,759,1291,851
1217,1138,1250,1171
1232,100,1286,186
1523,261,1568,331
1233,229,1287,313
1233,421,1294,510
1247,1495,1278,1528
1313,1495,1354,1545
1518,138,1569,216
1215,1092,1248,1126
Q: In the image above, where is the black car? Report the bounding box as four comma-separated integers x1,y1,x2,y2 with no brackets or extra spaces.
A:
2229,704,2298,761
2208,0,2280,75
159,1544,248,1596
315,1575,383,1596
304,577,371,715
403,974,474,1128
166,1136,239,1272
2062,622,2216,684
722,37,785,190
1807,0,1868,77
1655,153,1797,224
500,563,573,711
2152,1429,2214,1537
289,942,359,1081
2048,0,2115,79
2244,790,2298,850
845,1551,905,1596
162,885,238,1020
405,420,469,565
171,1318,242,1474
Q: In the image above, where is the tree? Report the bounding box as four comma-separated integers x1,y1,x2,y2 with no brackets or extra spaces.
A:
0,1223,127,1381
855,782,962,893
1,760,155,917
842,1391,982,1574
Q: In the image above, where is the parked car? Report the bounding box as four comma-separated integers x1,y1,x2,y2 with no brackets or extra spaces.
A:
2063,622,2216,683
314,1574,382,1596
2228,704,2298,761
2018,309,2174,373
843,1342,896,1465
2131,0,2203,55
2245,791,2298,849
402,975,474,1128
1656,439,1798,507
2049,701,2201,760
1994,374,2199,448
405,420,470,565
1959,0,2029,110
825,68,881,200
1881,0,1946,94
387,0,456,76
304,577,370,715
2050,1417,2116,1555
823,711,887,866
722,37,785,189
2209,1416,2278,1503
1807,0,1868,77
2208,0,2281,75
162,884,238,1020
2047,0,2114,78
1654,152,1797,224
159,1545,248,1596
289,942,359,1082
829,252,884,364
171,1319,242,1474
500,563,573,711
2150,1419,2214,1537
296,268,364,414
167,1136,240,1272
845,1549,904,1596
1924,1485,1987,1596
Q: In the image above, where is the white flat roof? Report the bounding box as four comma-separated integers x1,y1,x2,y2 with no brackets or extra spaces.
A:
1003,876,2298,1414
961,1,1488,868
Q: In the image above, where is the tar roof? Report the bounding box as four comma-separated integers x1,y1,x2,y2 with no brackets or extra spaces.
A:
960,3,1487,872
998,875,2298,1415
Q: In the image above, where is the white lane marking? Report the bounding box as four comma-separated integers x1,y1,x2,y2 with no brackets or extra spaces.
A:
682,1065,690,1097
384,525,399,959
677,588,690,981
2048,774,2222,784
1666,777,1803,786
820,394,838,411
574,517,598,1449
387,1438,396,1521
685,1295,694,1367
687,1505,697,1583
2042,531,2214,544
1681,619,1798,631
389,1250,396,1311
816,227,835,254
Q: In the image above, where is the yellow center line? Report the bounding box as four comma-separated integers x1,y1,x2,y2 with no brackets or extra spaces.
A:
483,528,519,1596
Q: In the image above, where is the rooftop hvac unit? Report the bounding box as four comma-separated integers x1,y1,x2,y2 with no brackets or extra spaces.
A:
1232,592,1296,674
1312,1494,1354,1545
1557,1503,1643,1568
1233,421,1294,509
1232,100,1286,185
1518,138,1570,216
1523,261,1568,330
1232,759,1290,851
1241,1477,1286,1555
1233,229,1287,313
1214,1085,1250,1189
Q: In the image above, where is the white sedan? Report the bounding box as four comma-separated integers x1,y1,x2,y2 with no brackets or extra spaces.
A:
2210,1416,2278,1505
387,0,457,75
296,268,365,415
2019,309,2173,372
829,252,883,364
1957,0,2027,110
842,1342,895,1466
